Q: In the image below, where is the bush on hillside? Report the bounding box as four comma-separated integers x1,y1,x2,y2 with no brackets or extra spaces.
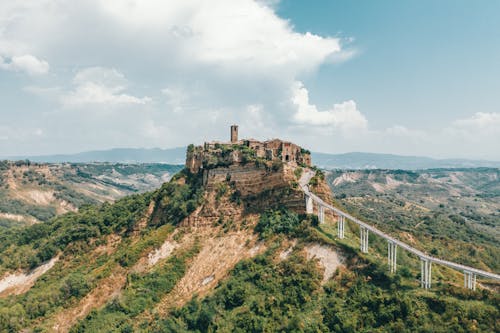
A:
255,209,318,239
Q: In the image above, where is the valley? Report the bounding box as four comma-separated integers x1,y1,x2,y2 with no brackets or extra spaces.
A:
327,168,500,272
0,161,182,228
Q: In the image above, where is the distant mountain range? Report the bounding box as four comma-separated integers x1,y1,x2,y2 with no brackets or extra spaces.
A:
5,147,187,164
312,152,500,170
4,148,500,170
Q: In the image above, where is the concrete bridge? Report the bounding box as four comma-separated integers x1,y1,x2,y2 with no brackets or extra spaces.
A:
300,171,500,290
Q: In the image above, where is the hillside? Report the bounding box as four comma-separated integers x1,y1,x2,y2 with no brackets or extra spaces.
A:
0,142,498,332
7,148,500,169
0,161,182,228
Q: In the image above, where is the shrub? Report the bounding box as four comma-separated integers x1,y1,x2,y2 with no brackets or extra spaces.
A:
255,209,317,239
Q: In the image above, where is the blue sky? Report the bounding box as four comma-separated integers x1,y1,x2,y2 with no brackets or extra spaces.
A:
278,0,500,128
0,0,499,159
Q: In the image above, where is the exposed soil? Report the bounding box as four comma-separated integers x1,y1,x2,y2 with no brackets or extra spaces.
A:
154,225,263,315
0,257,59,297
305,244,344,283
0,212,40,225
50,266,127,333
147,240,177,266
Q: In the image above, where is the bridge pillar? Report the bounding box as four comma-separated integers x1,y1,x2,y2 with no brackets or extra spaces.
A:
360,227,369,253
420,258,432,289
318,205,325,224
305,194,313,214
464,271,476,290
337,215,345,239
388,241,397,273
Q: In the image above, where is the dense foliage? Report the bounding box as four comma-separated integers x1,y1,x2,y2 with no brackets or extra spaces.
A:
151,169,205,227
255,209,318,239
146,246,499,332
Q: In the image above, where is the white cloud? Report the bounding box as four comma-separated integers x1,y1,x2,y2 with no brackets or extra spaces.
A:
0,0,347,79
61,67,151,107
95,0,343,75
291,81,368,130
0,0,354,155
0,54,49,75
12,1,498,160
452,112,500,130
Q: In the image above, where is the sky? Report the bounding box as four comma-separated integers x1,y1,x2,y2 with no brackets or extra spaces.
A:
0,0,499,160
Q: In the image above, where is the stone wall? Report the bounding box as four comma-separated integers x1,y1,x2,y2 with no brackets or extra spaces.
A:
203,163,306,214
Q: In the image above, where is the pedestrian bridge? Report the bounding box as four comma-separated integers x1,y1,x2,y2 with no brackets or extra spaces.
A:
300,175,500,291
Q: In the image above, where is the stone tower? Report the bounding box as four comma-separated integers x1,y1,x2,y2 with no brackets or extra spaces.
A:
230,125,238,143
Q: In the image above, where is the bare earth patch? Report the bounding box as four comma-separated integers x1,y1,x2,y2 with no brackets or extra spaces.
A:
332,172,362,186
25,189,55,205
153,226,264,315
148,240,177,266
305,244,343,283
278,239,298,260
50,266,127,333
0,212,40,225
0,257,59,297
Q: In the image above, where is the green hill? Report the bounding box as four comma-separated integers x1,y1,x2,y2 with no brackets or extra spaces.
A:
0,164,498,332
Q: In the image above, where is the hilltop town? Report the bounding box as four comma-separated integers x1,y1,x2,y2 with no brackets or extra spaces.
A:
185,125,311,174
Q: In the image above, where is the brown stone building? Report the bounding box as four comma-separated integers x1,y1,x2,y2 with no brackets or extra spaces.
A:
185,125,311,173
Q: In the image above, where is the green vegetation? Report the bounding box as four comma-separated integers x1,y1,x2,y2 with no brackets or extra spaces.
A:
151,169,205,227
0,192,153,273
0,163,498,332
143,220,499,332
151,252,323,332
203,143,267,169
72,245,200,333
255,209,318,239
294,166,303,179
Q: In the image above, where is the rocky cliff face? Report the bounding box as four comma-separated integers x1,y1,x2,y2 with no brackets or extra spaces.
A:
184,138,321,217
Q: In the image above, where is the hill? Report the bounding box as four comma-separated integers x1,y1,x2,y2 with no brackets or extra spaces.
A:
7,148,500,169
0,161,182,228
0,139,498,332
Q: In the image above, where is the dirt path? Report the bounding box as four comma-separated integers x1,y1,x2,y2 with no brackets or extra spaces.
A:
299,168,316,189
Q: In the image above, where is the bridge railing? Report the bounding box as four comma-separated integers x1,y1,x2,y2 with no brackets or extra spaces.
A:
302,185,500,289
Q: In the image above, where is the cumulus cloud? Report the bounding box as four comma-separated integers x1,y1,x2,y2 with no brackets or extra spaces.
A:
3,1,496,160
0,54,49,75
0,0,355,155
60,67,151,107
291,81,368,130
451,112,500,130
96,0,342,75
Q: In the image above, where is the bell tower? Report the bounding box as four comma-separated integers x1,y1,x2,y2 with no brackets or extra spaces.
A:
230,125,238,143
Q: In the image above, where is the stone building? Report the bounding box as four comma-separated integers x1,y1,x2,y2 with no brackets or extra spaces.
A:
186,125,311,173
